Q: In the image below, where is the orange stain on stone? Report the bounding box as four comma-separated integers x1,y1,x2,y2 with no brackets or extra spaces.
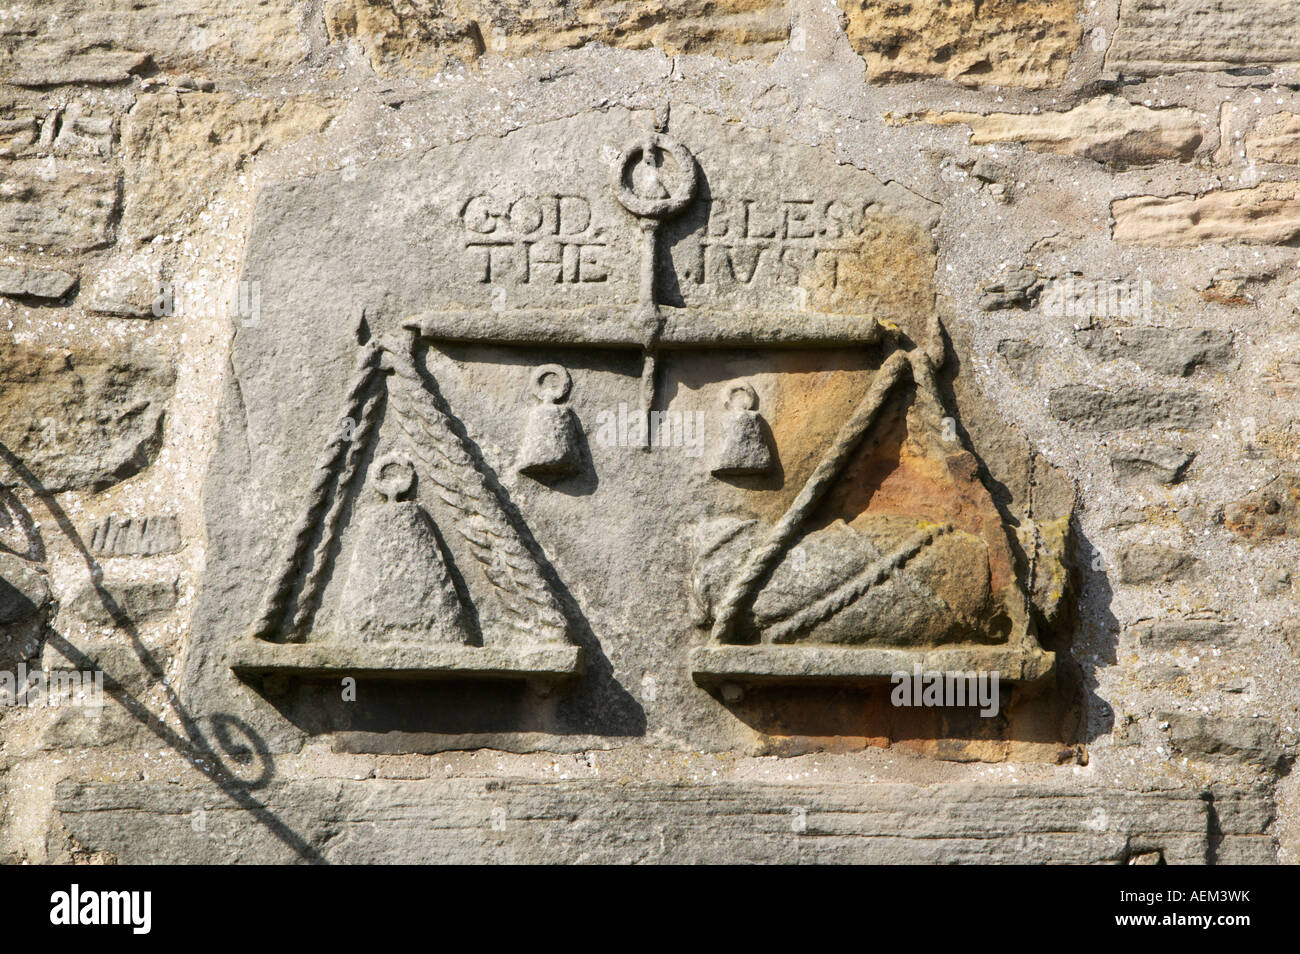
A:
750,361,1019,598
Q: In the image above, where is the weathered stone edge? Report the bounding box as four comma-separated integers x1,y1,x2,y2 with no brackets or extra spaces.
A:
690,645,1056,685
53,777,1272,865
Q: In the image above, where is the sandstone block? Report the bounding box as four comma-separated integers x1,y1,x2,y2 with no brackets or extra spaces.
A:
0,265,78,300
1134,618,1233,649
121,92,337,241
917,96,1203,167
1113,184,1300,247
0,164,120,251
1160,711,1287,769
0,0,309,86
0,342,174,492
1076,327,1233,376
1246,112,1300,166
1108,0,1300,76
1118,544,1200,584
53,776,1255,863
1110,444,1194,485
64,577,178,627
843,0,1081,89
324,0,790,75
1049,385,1212,430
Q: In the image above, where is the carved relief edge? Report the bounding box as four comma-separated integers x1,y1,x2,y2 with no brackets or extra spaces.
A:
225,326,584,689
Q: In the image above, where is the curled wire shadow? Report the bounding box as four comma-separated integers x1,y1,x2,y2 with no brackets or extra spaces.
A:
0,441,326,863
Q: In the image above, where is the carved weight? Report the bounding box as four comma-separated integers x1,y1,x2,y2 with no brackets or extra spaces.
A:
517,363,583,479
711,382,773,477
335,454,470,645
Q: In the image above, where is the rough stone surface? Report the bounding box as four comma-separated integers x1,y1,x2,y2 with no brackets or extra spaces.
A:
1284,622,1300,659
41,640,168,696
0,0,310,86
0,342,174,492
52,776,1272,864
0,265,78,301
1134,618,1233,650
996,338,1038,379
979,268,1039,311
0,164,120,251
121,92,338,241
49,103,116,160
1076,327,1233,377
88,515,182,557
915,96,1204,168
1049,385,1213,430
1225,475,1300,539
1247,112,1300,166
0,553,47,626
325,0,791,75
64,577,178,627
1118,545,1201,585
0,551,50,670
1201,267,1274,306
1108,0,1300,76
842,0,1082,89
82,265,162,318
1,0,1296,867
1109,444,1193,486
1160,712,1288,770
1112,184,1300,247
0,115,39,159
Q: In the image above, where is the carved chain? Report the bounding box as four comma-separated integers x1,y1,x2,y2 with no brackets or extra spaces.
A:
248,341,382,643
289,387,384,637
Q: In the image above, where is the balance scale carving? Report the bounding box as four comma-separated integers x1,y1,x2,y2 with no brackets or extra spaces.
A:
226,117,1055,692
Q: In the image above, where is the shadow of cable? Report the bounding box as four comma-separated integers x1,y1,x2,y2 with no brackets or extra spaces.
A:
0,441,327,864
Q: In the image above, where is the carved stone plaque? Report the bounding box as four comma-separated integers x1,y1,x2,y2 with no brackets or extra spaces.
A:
185,106,1067,753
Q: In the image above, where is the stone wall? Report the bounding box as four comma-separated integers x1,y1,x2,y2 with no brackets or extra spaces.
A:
1,0,1297,864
